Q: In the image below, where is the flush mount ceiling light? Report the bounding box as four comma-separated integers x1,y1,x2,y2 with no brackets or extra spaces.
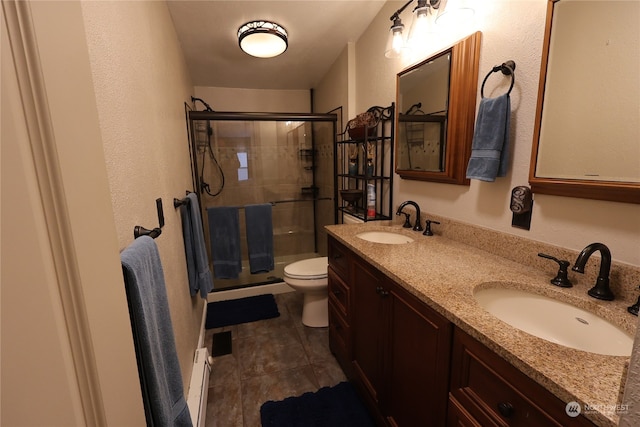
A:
238,21,288,58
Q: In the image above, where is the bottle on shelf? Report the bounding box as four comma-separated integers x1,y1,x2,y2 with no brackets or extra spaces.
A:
367,183,376,219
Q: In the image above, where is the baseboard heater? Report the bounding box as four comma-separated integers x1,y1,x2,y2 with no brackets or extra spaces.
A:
187,347,211,427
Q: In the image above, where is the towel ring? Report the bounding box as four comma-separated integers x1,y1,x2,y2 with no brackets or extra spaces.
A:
481,60,516,98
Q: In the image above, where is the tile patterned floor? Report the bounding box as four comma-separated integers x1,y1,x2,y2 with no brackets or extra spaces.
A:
204,291,347,427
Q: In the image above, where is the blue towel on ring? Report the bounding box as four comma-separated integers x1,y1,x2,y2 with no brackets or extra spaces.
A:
466,93,511,181
121,236,193,427
207,206,242,279
245,203,275,274
180,193,213,298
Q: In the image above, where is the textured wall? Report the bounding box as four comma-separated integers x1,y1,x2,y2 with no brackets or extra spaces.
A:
325,0,640,267
194,86,310,113
81,1,202,392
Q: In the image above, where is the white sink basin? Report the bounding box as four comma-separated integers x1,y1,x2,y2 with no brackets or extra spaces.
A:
474,287,633,356
356,231,414,245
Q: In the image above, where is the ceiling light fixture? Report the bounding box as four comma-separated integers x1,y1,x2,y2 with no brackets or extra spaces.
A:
238,21,288,58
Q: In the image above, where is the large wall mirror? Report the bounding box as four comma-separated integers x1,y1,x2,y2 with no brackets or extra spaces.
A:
529,0,640,203
395,31,481,184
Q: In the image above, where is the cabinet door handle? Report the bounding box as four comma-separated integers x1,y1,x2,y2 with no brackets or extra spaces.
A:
332,253,342,259
333,289,342,296
376,286,389,297
497,402,514,418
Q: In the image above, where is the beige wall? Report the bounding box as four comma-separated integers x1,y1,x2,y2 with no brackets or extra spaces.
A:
318,0,640,267
2,1,145,425
81,0,203,395
194,86,310,112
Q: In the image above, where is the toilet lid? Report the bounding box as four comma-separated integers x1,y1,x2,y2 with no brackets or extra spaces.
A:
284,257,328,280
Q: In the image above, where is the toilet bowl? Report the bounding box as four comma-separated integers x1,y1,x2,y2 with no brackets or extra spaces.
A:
283,257,329,327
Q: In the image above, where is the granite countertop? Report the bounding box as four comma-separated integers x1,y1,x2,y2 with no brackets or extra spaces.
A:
326,222,637,427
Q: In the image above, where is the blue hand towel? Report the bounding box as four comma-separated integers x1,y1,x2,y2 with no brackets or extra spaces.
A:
121,236,193,427
466,93,511,182
207,206,242,279
180,193,213,298
245,203,275,274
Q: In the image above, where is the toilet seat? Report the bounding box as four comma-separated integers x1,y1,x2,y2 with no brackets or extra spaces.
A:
284,257,328,280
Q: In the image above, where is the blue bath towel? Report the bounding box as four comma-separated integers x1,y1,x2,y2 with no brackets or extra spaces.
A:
245,203,275,274
466,93,511,181
180,193,214,298
207,206,242,279
121,236,193,427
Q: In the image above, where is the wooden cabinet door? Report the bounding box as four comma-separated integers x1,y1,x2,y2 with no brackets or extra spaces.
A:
351,257,387,407
385,283,452,427
447,396,484,427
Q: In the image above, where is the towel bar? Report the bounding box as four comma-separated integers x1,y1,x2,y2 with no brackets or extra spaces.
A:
481,60,516,98
174,197,189,208
134,226,162,239
174,191,194,208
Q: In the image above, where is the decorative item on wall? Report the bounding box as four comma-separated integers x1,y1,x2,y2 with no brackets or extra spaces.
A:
510,186,533,230
384,0,476,58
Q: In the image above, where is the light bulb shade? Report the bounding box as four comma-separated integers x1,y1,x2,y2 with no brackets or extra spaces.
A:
435,0,476,27
238,21,288,58
407,6,432,51
384,18,407,59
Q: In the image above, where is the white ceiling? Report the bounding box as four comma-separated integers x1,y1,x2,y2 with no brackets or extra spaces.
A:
166,1,388,90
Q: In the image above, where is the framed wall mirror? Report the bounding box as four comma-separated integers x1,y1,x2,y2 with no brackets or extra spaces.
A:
395,31,481,184
529,0,640,204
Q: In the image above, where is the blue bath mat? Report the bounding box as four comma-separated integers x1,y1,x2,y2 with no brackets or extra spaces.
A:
205,294,279,329
260,382,375,427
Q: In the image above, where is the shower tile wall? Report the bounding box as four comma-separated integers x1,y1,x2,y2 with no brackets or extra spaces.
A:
197,120,330,267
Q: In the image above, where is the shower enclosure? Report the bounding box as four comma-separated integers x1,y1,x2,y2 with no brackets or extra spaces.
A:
187,110,337,292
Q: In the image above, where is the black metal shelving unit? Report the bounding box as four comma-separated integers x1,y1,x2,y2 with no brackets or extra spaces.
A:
334,103,395,224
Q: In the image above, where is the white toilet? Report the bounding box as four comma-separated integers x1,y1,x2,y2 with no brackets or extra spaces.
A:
283,257,329,327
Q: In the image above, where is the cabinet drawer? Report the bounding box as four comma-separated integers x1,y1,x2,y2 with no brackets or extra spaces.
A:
328,236,350,279
450,329,596,427
328,267,349,318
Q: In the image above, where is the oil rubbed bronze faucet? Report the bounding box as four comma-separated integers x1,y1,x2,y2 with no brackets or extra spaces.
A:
396,201,423,232
572,242,615,301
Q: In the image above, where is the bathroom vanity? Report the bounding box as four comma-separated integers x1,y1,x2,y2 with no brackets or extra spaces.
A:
327,224,636,427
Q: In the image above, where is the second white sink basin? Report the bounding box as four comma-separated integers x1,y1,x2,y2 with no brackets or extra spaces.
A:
474,287,633,356
356,231,414,244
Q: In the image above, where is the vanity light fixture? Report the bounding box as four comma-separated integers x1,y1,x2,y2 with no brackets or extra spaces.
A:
385,0,476,58
238,21,288,58
386,0,441,58
435,0,476,26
